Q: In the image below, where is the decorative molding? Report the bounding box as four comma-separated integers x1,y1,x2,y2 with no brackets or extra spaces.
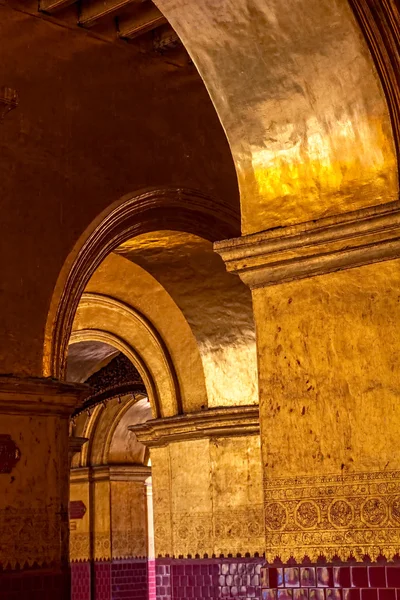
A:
0,376,88,416
264,469,400,563
45,187,239,380
72,294,181,417
70,464,151,483
73,351,146,417
215,202,400,288
0,435,21,473
154,507,264,557
129,405,260,447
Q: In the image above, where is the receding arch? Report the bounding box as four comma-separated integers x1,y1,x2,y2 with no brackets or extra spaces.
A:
72,293,182,417
44,187,240,380
69,328,160,419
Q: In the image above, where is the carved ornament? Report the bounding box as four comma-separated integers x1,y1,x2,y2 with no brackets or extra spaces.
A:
129,405,260,447
215,202,400,289
264,470,400,563
73,352,146,417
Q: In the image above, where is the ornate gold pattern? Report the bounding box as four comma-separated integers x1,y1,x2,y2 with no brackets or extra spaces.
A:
112,529,147,558
0,508,61,568
155,507,264,557
264,470,400,562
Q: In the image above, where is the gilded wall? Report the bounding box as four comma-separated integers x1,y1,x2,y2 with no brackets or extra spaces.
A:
151,435,264,557
253,259,400,562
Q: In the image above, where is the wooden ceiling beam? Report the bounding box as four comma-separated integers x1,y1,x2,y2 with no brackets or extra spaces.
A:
118,3,166,39
79,0,136,28
39,0,77,13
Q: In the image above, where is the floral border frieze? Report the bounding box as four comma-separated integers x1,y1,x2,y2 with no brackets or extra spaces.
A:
264,470,400,563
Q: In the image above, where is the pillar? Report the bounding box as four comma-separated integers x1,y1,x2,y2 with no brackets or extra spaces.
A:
131,405,264,600
216,204,400,598
70,464,150,600
146,478,156,600
0,376,86,600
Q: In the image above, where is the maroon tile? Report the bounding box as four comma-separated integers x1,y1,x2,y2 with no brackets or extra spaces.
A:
344,591,361,600
369,568,386,588
361,590,378,600
352,568,369,588
379,590,396,600
334,568,351,589
387,569,400,588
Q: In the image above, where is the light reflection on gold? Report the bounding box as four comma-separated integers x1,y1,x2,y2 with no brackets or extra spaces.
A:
153,0,398,234
116,231,258,408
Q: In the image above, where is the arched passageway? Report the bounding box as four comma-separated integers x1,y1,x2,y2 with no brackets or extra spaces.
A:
1,2,400,600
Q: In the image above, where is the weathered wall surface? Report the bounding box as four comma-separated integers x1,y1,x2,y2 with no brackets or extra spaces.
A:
253,258,400,562
0,5,238,377
151,435,264,557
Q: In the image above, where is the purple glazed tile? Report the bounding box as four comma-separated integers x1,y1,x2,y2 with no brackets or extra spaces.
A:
309,589,325,600
263,591,277,600
285,568,300,588
278,590,294,600
301,568,316,588
318,568,333,588
326,589,342,600
343,590,360,600
261,567,269,588
294,590,309,600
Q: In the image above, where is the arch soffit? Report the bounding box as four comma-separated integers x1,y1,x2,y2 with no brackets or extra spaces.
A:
69,328,159,418
44,187,240,380
151,0,399,234
71,294,181,417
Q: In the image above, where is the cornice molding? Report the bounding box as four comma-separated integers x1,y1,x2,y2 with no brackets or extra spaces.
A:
215,202,400,288
0,376,89,416
129,405,260,447
70,464,151,483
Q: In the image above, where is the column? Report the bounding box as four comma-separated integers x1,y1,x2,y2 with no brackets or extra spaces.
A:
131,405,264,600
70,464,150,600
216,205,400,598
146,478,156,600
0,376,86,600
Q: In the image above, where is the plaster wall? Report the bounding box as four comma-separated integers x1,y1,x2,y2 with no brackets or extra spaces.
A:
151,434,264,557
0,4,238,377
253,258,400,562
